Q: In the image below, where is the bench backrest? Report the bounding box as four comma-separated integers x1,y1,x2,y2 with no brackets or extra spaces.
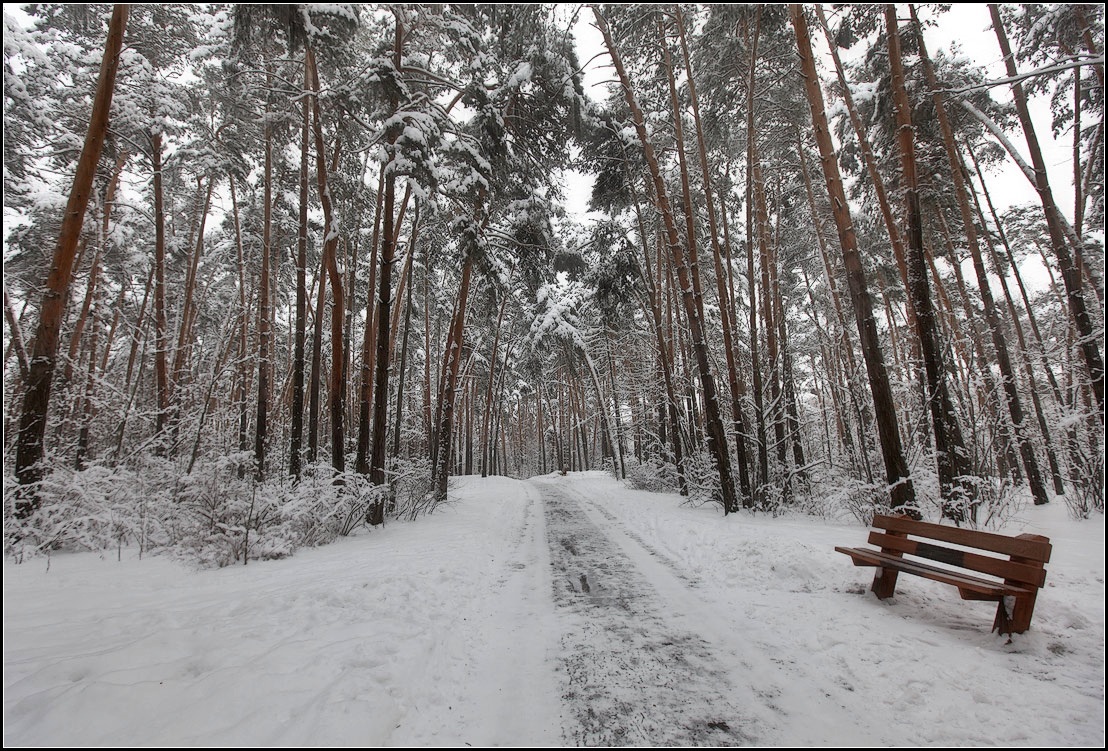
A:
870,514,1052,589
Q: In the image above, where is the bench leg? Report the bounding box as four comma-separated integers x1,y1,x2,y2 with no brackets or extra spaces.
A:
994,593,1037,635
871,566,899,599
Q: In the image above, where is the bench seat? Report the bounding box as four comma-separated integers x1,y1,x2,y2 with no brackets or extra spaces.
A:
835,546,1035,600
836,514,1051,635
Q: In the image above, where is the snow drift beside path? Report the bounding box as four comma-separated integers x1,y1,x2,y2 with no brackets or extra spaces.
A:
4,472,1104,746
4,476,563,747
559,472,1105,746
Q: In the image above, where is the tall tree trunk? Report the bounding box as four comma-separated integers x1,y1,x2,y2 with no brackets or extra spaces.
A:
150,129,172,457
989,3,1104,416
934,211,1020,482
74,289,100,470
432,245,477,501
366,15,409,522
355,168,386,474
254,71,273,482
771,243,806,490
4,286,31,381
65,152,127,388
113,264,153,460
290,57,311,480
308,248,326,465
789,4,916,512
815,5,922,345
594,6,738,514
797,139,874,478
481,286,511,478
16,4,128,511
914,5,1049,505
628,166,687,495
744,8,769,494
674,5,751,502
170,176,213,416
227,174,252,476
965,150,1067,496
307,48,346,477
752,141,787,495
886,5,978,519
392,241,415,461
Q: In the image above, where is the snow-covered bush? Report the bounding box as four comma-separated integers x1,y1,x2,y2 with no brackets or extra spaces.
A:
961,475,1022,529
838,478,893,527
3,460,158,562
169,457,378,567
625,459,680,494
4,454,380,567
678,450,723,509
1064,435,1105,519
390,457,435,521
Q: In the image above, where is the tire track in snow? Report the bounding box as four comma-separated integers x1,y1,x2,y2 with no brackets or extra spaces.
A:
533,479,765,747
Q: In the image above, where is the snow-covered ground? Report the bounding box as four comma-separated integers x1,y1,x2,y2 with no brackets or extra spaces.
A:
4,472,1104,746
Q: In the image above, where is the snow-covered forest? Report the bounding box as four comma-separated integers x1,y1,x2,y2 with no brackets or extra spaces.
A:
5,2,1103,559
2,3,1105,745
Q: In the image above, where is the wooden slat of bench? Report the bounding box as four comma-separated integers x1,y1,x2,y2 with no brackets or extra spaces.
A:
867,532,1047,588
872,514,1052,562
834,547,1035,598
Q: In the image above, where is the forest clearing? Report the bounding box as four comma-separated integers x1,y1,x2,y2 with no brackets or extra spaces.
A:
2,3,1104,745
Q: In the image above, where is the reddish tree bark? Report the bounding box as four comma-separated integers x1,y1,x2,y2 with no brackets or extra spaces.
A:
16,5,129,510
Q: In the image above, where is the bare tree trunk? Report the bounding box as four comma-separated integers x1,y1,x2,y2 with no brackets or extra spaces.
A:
798,139,873,477
989,3,1103,415
392,240,415,461
432,245,477,501
307,48,346,478
253,70,273,482
16,4,128,511
628,168,687,495
113,264,153,459
307,250,326,465
365,17,406,523
914,5,1049,505
74,290,99,470
753,143,787,495
815,5,921,346
227,174,252,475
789,4,916,512
5,286,31,382
935,211,1019,481
355,168,385,475
481,287,511,477
674,5,751,502
170,176,213,422
65,152,127,388
744,8,769,495
290,57,311,480
887,5,978,519
772,245,806,490
595,5,738,513
965,149,1066,495
149,130,173,457
422,245,433,455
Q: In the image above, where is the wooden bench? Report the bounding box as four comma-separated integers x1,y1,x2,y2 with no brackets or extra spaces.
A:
836,514,1051,634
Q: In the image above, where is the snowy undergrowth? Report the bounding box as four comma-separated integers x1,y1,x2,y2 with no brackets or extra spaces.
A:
4,456,438,567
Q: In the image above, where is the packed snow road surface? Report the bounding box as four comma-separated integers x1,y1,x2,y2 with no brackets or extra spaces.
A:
538,478,758,745
4,472,1104,746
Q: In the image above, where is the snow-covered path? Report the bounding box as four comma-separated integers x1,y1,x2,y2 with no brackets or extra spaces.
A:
4,473,1104,746
538,477,758,745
